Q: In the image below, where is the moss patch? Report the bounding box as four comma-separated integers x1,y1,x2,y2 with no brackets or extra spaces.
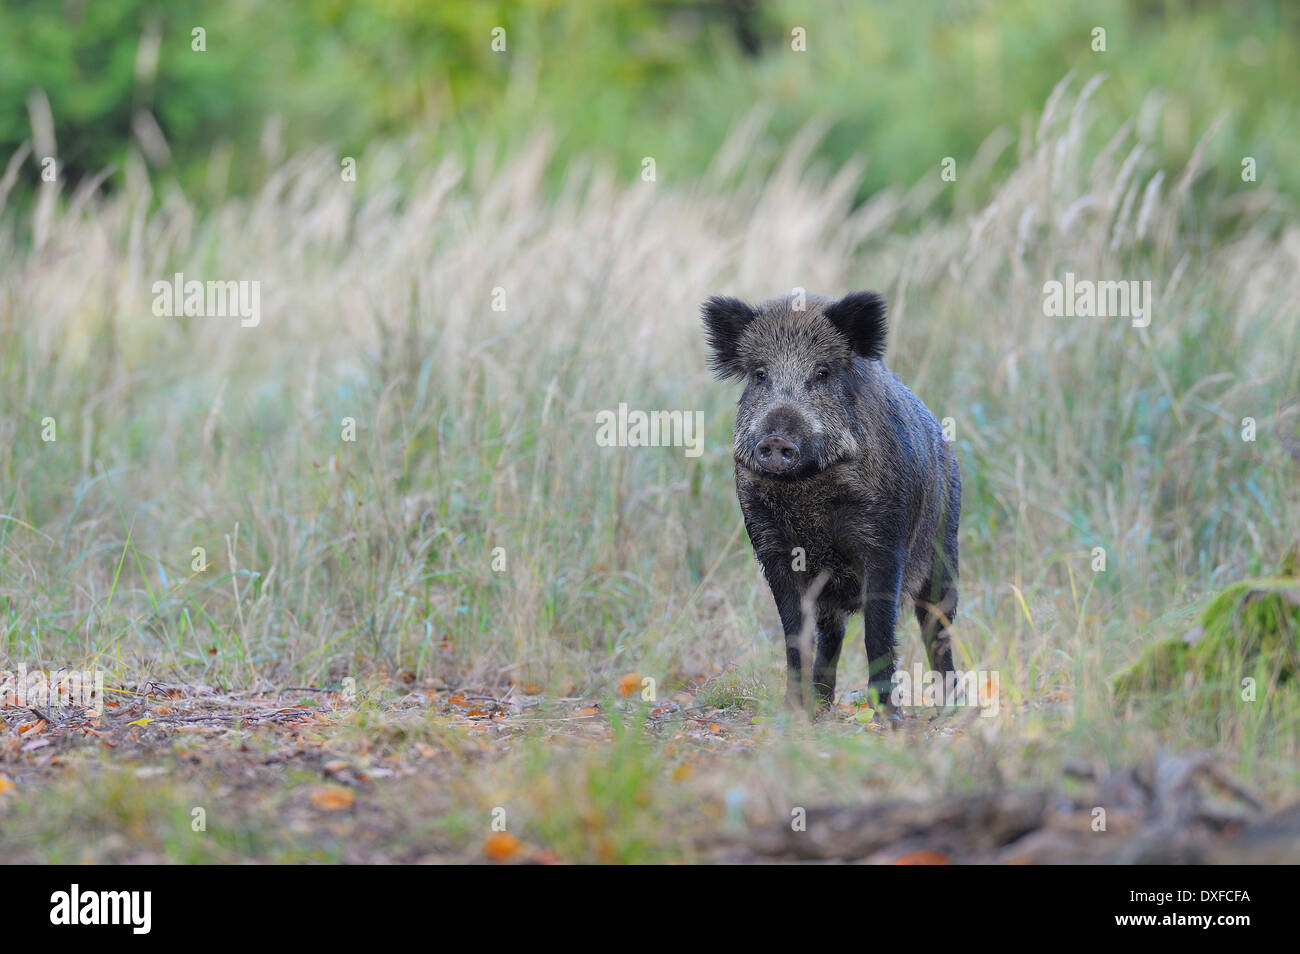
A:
1114,579,1300,703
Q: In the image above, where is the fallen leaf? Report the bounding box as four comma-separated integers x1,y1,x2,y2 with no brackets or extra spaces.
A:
483,833,523,862
308,785,355,811
893,850,950,865
618,673,642,697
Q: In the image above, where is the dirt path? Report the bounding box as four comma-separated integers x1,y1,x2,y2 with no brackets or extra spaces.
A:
2,682,1294,863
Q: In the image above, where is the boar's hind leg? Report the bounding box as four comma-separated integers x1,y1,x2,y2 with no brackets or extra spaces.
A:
919,457,961,675
915,567,957,675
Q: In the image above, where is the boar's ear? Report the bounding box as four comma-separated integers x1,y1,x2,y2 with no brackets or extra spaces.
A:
700,295,757,380
824,290,888,360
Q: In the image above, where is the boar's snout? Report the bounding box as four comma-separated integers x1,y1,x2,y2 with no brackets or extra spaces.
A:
755,433,801,474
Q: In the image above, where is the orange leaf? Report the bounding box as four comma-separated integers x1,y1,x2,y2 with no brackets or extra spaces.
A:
576,707,599,716
18,719,46,735
617,673,641,697
0,775,14,794
308,785,355,811
893,850,950,865
482,833,523,862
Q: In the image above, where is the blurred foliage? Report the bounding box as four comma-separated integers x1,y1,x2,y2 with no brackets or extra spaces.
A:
1,0,1297,209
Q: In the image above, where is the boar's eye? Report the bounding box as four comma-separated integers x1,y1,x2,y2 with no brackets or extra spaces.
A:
753,367,768,383
814,366,830,382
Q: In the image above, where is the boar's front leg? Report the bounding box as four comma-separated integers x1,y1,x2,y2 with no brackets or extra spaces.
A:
758,555,819,712
810,610,846,708
861,548,904,702
761,558,841,714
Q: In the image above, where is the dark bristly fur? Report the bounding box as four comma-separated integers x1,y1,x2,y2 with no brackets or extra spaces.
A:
701,290,961,714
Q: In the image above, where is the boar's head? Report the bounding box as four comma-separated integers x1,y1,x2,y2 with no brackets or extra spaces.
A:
701,290,887,479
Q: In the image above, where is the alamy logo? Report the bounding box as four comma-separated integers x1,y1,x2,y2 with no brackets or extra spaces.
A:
152,272,261,327
1,664,104,715
595,403,704,458
49,885,151,934
1042,272,1152,328
891,665,1000,717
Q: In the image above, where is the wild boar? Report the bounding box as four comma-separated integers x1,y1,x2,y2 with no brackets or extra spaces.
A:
701,290,961,713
